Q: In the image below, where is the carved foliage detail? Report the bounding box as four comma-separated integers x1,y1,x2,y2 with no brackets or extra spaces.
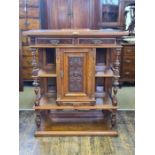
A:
68,57,84,92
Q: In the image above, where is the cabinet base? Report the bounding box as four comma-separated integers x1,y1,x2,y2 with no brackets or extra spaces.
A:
35,130,118,136
35,111,118,137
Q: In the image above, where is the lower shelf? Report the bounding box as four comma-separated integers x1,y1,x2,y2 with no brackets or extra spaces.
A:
35,111,118,136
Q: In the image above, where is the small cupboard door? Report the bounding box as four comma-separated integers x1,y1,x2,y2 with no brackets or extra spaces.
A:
56,48,95,105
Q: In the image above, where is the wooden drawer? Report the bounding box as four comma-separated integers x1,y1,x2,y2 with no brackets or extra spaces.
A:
22,46,31,56
22,67,33,80
21,36,28,46
123,46,135,57
19,7,39,18
78,38,116,45
122,71,135,79
35,38,73,45
122,58,135,70
23,56,38,67
19,18,40,30
19,0,39,7
22,46,39,57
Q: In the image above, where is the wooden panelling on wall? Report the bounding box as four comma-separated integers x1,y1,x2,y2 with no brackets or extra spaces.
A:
19,0,40,80
19,0,39,7
19,7,39,18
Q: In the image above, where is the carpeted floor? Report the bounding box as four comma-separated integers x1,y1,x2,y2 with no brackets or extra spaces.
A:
19,111,135,155
19,86,135,110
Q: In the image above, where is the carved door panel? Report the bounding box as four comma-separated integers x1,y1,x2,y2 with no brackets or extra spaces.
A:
56,48,95,105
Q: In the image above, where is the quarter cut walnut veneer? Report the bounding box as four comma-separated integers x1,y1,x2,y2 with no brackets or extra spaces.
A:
24,29,128,136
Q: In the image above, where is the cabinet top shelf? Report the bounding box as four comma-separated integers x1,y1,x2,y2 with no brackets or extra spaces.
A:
23,29,129,38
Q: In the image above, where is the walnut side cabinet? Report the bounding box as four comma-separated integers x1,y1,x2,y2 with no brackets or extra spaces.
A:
24,29,128,136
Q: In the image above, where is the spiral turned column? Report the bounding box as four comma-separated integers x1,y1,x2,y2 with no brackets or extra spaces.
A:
112,47,121,106
30,47,41,128
111,47,121,128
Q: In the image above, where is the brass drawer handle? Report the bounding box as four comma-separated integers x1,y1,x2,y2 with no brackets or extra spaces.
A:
92,39,102,44
124,72,130,75
127,49,133,52
50,40,60,45
124,59,131,63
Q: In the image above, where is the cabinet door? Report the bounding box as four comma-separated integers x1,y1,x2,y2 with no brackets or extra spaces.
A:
71,0,93,28
56,48,95,104
99,0,121,27
46,0,71,29
41,0,94,29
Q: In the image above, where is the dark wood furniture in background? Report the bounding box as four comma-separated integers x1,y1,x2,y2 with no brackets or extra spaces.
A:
19,0,40,81
19,30,23,91
120,43,135,83
40,0,131,29
24,29,128,136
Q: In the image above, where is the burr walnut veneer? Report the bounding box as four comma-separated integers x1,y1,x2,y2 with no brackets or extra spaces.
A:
24,29,128,136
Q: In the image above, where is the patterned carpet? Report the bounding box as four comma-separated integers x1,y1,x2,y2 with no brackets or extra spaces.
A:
19,111,135,155
19,86,135,110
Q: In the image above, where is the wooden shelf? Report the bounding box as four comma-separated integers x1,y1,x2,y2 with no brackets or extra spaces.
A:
95,69,114,77
34,111,118,136
33,95,117,110
32,69,56,78
29,44,122,48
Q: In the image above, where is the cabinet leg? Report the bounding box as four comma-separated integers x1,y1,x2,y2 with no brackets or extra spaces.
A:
35,110,41,128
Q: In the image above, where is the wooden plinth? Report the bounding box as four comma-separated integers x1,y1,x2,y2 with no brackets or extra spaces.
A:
35,111,118,137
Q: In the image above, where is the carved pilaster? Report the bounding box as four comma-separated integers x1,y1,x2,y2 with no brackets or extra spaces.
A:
30,48,40,106
112,47,121,106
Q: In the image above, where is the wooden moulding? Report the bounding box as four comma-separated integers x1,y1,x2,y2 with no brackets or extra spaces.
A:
32,69,56,78
33,95,117,110
34,111,118,137
35,131,118,136
28,44,122,48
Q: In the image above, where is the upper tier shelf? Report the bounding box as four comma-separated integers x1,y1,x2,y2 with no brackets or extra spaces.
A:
23,29,128,48
23,29,129,38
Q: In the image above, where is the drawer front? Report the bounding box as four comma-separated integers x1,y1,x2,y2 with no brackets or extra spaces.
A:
19,18,40,30
122,58,135,70
78,38,116,45
23,56,38,67
123,46,135,57
36,38,73,45
19,0,39,7
122,71,135,79
21,36,28,46
19,7,39,18
22,46,32,56
23,67,33,80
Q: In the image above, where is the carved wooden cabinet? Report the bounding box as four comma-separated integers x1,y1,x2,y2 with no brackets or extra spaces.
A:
24,29,128,136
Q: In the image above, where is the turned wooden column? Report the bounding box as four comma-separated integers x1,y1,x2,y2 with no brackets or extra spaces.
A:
111,47,121,127
30,47,41,128
112,47,121,106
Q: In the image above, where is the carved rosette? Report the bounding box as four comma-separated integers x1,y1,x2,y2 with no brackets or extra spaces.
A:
30,47,40,106
112,47,121,106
